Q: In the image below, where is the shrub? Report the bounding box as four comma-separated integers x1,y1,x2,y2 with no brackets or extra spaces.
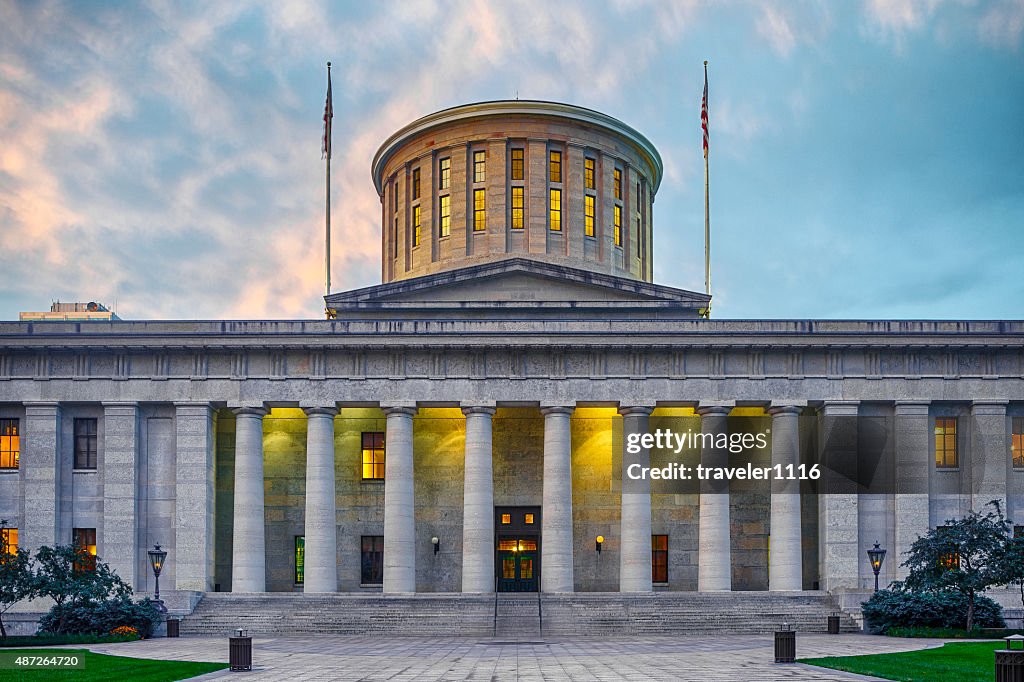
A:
38,596,163,638
862,589,1005,633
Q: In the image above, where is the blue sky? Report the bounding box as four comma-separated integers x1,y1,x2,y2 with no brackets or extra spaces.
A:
1,0,1021,320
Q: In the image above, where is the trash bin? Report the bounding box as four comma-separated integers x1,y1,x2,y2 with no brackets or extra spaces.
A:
996,635,1024,682
229,629,252,671
827,613,840,634
775,623,796,663
166,618,180,638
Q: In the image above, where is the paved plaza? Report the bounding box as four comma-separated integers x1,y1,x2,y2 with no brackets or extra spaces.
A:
85,633,941,681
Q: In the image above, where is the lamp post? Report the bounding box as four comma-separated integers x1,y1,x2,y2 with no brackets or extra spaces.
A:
148,544,168,613
595,535,604,554
867,541,886,593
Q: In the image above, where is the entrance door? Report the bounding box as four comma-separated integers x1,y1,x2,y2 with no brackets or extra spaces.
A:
495,506,541,592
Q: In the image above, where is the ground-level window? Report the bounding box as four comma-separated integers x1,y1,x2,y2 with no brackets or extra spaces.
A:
295,536,304,584
934,418,958,468
652,535,668,583
1013,417,1024,469
0,418,18,469
936,525,959,569
361,536,384,585
72,527,97,571
74,418,97,469
1,527,17,554
362,432,385,480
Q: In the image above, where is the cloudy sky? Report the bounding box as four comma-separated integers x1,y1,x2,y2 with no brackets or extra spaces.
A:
1,0,1022,320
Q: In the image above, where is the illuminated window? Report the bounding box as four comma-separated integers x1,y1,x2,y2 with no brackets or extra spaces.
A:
73,528,96,572
584,195,595,237
439,195,451,238
510,148,524,181
439,157,450,190
1013,417,1024,469
519,539,537,551
393,216,399,258
473,189,486,231
501,514,511,525
412,167,421,201
652,535,668,583
473,150,485,183
549,189,561,232
74,418,97,470
0,419,19,469
412,205,421,247
935,418,958,468
361,432,385,480
295,536,304,584
361,536,384,584
584,157,595,190
614,205,622,246
549,150,561,183
1,527,17,555
936,526,959,569
524,513,534,525
636,217,642,258
511,186,524,229
614,168,622,200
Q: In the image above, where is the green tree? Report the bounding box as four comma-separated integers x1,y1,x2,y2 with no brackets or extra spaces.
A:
902,500,1009,631
999,531,1024,609
33,545,132,634
0,520,35,638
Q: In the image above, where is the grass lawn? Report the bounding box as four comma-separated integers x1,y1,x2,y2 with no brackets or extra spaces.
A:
0,648,227,681
801,641,1005,682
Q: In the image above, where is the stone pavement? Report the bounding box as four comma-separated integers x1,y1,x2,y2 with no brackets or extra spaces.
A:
82,633,946,681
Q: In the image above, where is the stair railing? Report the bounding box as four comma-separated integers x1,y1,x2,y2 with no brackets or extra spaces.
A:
537,589,543,637
493,575,498,637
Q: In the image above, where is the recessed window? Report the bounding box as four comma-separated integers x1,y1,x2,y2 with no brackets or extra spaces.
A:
412,205,421,247
636,181,641,208
74,418,97,470
412,167,421,201
439,157,450,190
613,205,622,246
72,528,96,571
501,514,511,524
524,513,534,525
614,168,622,200
361,432,385,480
584,195,595,237
1013,417,1024,469
936,525,959,569
295,536,304,584
510,148,524,181
549,188,561,232
393,216,399,258
439,195,451,238
1,527,17,555
935,418,958,468
473,150,486,183
0,418,19,469
652,535,668,583
549,150,561,183
636,217,642,258
511,186,524,229
473,189,486,231
393,179,399,211
584,157,595,190
361,536,384,584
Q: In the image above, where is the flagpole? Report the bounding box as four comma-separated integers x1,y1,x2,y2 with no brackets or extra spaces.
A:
324,62,333,316
703,60,711,318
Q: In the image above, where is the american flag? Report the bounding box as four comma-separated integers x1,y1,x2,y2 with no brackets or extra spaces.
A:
701,67,709,158
322,64,333,160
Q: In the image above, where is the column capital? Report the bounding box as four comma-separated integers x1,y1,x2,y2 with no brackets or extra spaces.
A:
618,405,655,417
696,402,732,416
462,406,497,416
231,405,269,417
971,400,1009,416
382,405,418,417
302,406,339,417
818,400,860,417
767,403,804,416
540,406,574,416
101,401,139,407
894,400,930,416
23,401,61,414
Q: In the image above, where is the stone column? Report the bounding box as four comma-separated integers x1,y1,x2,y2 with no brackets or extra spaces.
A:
102,402,140,589
894,401,930,581
303,406,339,592
768,404,803,591
175,402,216,591
231,406,268,592
971,401,1009,514
697,403,732,591
383,405,417,593
461,406,495,593
619,406,654,592
541,406,575,593
817,401,860,591
22,402,62,551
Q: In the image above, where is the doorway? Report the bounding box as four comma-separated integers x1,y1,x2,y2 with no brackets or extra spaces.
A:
495,506,541,592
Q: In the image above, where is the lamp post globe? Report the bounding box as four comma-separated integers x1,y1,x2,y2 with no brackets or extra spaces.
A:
148,544,169,613
867,542,887,593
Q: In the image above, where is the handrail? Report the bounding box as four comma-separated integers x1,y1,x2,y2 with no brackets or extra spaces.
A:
493,575,498,637
537,589,543,637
